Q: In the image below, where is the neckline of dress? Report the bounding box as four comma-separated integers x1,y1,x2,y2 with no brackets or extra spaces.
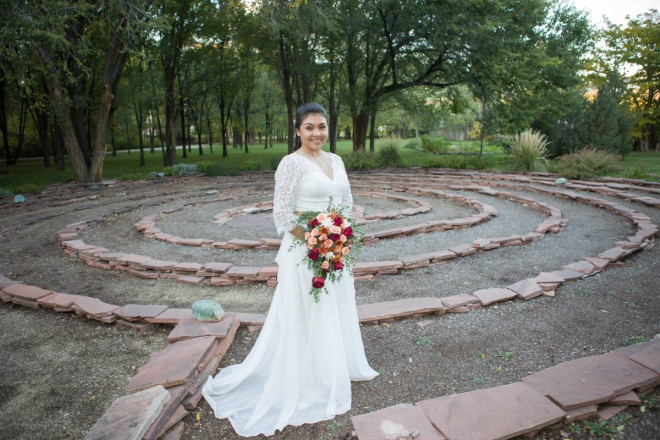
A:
293,152,335,181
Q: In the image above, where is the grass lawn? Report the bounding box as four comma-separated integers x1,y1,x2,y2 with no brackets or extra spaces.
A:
1,140,658,195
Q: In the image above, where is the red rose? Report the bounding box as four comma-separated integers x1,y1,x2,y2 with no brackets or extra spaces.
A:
309,218,320,227
343,226,353,238
308,248,320,260
328,233,340,241
333,216,343,226
312,276,325,288
333,261,344,271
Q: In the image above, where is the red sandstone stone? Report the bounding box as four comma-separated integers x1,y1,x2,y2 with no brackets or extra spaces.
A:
357,298,445,323
84,385,170,440
117,254,151,265
178,275,204,285
12,297,39,308
564,405,597,423
173,263,204,273
234,313,266,326
353,261,403,274
210,277,235,286
448,243,472,255
224,266,261,278
203,262,233,273
126,336,217,393
472,288,517,306
146,308,189,324
0,290,12,303
143,260,178,271
548,268,584,281
439,294,479,309
563,260,596,275
598,247,628,261
416,382,565,440
507,279,545,300
37,292,80,309
352,405,447,440
598,404,628,420
72,296,119,317
3,283,52,300
612,339,660,375
167,312,237,342
257,266,279,277
115,304,168,320
610,391,641,406
534,272,565,284
521,353,658,410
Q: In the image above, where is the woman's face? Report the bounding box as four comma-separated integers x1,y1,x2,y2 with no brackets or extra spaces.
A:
297,113,328,153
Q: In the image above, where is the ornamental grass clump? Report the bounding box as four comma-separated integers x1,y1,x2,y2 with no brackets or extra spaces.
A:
547,148,621,180
507,129,549,172
377,142,404,168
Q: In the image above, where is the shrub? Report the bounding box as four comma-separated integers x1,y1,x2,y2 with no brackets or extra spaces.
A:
404,138,421,150
196,160,213,174
242,160,263,171
624,163,648,180
547,148,621,180
206,163,241,176
467,154,494,170
0,187,14,197
420,135,449,154
270,156,282,170
344,150,378,170
507,129,549,172
421,155,469,169
377,143,404,168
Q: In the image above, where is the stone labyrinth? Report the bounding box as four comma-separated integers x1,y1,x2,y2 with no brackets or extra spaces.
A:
1,169,659,440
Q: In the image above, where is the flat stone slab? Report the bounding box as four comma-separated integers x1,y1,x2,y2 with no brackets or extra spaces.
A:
612,339,660,374
167,312,237,342
548,268,584,281
126,336,217,393
439,294,479,309
357,298,445,323
224,266,261,277
565,405,597,423
234,312,266,326
146,308,189,324
84,385,170,440
37,292,80,309
598,247,628,261
472,288,517,306
416,382,565,440
563,260,596,275
115,304,169,320
72,296,119,317
2,283,53,300
352,405,447,440
507,279,544,300
521,353,658,410
609,391,641,406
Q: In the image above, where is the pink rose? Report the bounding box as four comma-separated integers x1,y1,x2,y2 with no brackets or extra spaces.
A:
341,246,350,255
321,261,330,272
312,276,325,288
308,248,320,260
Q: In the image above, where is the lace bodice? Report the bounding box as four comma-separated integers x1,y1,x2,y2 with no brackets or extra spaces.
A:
273,153,353,236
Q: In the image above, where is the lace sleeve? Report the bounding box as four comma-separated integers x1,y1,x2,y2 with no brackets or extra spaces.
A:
335,155,353,215
273,155,302,236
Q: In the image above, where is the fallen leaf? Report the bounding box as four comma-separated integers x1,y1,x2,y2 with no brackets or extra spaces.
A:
196,412,201,421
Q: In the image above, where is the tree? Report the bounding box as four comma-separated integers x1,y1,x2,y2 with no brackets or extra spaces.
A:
2,0,151,182
604,10,660,151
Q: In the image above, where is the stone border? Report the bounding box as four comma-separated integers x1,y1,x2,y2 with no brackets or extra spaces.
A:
57,184,558,286
132,190,490,250
1,173,658,439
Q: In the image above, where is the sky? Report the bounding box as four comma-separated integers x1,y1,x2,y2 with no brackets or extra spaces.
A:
570,0,657,26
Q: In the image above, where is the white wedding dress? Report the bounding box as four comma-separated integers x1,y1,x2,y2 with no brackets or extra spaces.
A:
202,152,378,437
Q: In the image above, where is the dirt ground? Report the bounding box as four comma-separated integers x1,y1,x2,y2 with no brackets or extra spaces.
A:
0,170,658,440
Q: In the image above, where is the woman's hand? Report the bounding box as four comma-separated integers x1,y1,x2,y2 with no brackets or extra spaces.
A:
290,226,305,241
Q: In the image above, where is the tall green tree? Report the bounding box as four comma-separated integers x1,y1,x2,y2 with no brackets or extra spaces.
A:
2,0,151,182
604,10,660,151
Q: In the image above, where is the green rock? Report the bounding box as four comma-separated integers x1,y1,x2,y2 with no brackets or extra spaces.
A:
191,300,225,321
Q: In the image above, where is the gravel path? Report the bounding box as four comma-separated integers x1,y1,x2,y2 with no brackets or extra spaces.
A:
0,171,658,440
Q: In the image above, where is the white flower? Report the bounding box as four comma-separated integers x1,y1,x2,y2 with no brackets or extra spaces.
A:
321,217,333,228
325,252,335,260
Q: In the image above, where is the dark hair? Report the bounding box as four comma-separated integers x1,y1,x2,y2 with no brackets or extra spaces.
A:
294,102,328,150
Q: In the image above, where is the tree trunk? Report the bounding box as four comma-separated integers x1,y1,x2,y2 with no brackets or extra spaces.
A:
207,113,213,154
369,110,376,153
0,68,11,165
135,102,145,166
53,124,65,171
352,112,369,151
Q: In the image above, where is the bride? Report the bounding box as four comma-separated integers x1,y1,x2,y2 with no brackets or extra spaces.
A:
202,102,378,437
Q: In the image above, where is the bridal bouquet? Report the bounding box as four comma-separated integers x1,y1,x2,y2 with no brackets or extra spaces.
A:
290,199,362,302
